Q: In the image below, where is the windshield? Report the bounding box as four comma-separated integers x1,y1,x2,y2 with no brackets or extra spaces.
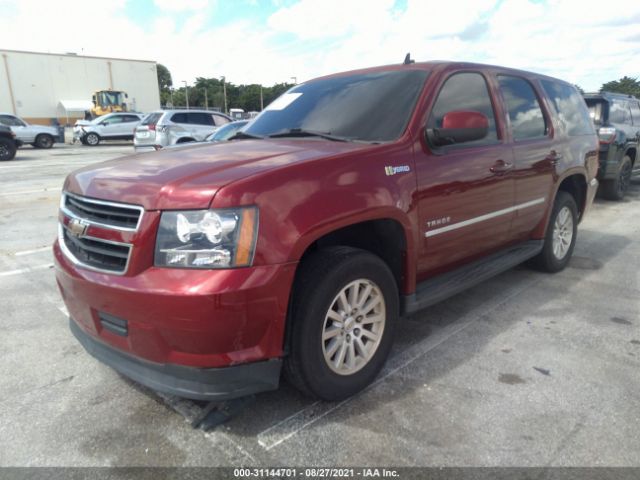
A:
243,69,429,142
98,91,123,106
206,121,248,141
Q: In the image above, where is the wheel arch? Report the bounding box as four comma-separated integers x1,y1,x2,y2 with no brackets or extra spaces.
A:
532,171,588,238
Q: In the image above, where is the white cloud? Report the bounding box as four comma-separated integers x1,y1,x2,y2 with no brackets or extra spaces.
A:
0,0,638,91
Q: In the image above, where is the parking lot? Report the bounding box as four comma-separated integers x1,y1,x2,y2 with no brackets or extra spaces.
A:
1,143,639,467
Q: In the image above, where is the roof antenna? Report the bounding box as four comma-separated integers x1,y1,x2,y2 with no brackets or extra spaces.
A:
403,53,415,65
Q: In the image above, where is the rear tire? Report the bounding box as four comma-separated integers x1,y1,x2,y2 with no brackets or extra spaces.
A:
284,246,398,401
34,134,54,149
0,138,17,161
601,155,632,201
529,191,577,273
85,132,100,146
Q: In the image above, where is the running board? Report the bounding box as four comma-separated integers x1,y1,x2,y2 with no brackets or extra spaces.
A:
401,240,543,315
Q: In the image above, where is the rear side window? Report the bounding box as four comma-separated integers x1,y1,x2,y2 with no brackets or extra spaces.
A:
498,75,547,140
541,80,594,136
171,113,188,124
609,100,632,124
427,72,498,146
142,113,162,126
123,115,141,123
187,112,214,126
213,114,230,126
585,100,605,125
630,101,640,126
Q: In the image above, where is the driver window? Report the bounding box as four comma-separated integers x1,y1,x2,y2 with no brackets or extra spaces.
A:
427,72,498,147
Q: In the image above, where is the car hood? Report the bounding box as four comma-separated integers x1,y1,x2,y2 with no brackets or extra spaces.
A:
63,140,371,210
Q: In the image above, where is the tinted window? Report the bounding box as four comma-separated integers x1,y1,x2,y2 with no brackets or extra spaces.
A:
630,101,640,126
123,115,141,123
103,116,124,124
244,70,429,142
187,112,214,126
585,99,605,125
142,113,163,126
0,115,25,127
213,114,230,126
427,72,498,146
498,76,546,140
541,80,594,136
171,113,188,124
609,100,631,124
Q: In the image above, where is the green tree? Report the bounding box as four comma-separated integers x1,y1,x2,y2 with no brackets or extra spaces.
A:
600,76,640,97
574,84,584,95
157,64,175,106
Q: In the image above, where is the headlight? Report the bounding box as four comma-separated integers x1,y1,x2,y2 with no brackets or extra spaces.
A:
154,207,258,269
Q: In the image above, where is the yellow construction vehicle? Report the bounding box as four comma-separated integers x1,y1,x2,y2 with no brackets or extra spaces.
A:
86,90,129,119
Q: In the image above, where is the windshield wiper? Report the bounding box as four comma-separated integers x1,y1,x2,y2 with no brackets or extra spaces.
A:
228,131,264,140
268,128,349,142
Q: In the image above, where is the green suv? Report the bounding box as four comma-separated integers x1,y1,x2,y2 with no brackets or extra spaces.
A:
584,92,640,200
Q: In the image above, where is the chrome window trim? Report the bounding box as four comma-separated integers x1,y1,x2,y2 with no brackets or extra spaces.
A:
58,224,132,276
425,197,545,238
61,192,145,232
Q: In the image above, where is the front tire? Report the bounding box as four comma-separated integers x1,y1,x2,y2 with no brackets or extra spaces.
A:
34,134,54,149
84,132,100,146
601,155,632,201
529,191,578,273
0,138,17,161
284,247,398,401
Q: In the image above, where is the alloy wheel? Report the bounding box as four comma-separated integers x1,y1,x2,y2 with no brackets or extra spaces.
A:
321,279,386,376
552,206,573,260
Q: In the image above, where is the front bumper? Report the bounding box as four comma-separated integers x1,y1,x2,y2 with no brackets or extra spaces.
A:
54,239,297,399
70,318,282,400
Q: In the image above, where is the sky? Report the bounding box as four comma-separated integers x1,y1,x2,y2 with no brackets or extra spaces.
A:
0,0,638,90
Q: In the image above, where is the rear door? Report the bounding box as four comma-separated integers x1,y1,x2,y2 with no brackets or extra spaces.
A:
120,114,141,138
495,74,556,241
98,115,125,138
416,70,515,277
187,112,216,140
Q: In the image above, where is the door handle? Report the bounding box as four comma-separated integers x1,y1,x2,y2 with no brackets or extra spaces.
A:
490,159,513,174
547,150,563,164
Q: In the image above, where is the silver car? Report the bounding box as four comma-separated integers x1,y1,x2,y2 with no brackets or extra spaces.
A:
0,113,60,148
134,110,232,152
74,113,144,146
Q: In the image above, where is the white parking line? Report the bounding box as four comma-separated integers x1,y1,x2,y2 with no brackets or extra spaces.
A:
14,246,51,256
0,263,54,277
256,275,540,451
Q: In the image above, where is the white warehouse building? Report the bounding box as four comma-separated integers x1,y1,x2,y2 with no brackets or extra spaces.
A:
0,49,161,125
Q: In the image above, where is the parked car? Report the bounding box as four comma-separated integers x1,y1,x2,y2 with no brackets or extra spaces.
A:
74,113,144,146
133,110,232,152
0,113,59,148
583,92,640,200
0,125,20,161
204,120,249,143
55,61,598,403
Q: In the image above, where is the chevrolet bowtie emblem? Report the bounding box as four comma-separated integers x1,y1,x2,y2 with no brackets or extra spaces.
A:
68,218,89,237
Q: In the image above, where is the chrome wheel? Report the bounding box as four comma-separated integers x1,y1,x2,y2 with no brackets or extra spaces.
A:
322,279,386,376
552,206,573,260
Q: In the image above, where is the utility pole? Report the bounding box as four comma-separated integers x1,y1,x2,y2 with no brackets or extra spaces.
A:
260,85,264,111
182,81,189,109
221,76,227,114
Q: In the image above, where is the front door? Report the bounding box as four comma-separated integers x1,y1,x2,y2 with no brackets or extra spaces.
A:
415,71,515,279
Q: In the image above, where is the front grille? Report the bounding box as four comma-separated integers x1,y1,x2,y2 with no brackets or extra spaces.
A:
63,193,143,230
61,225,131,274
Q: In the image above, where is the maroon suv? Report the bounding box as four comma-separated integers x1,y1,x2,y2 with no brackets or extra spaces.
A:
54,61,599,402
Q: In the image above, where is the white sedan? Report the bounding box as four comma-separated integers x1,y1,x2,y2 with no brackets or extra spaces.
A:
0,113,60,148
74,113,144,146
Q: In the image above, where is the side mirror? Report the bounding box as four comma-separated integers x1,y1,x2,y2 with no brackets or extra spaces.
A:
100,121,107,126
430,110,489,146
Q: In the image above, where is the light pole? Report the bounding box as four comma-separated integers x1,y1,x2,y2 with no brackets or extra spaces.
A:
220,76,227,114
204,88,208,109
169,87,174,107
182,80,189,109
291,76,297,85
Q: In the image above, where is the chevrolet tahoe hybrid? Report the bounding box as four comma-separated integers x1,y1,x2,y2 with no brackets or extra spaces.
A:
54,61,599,402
